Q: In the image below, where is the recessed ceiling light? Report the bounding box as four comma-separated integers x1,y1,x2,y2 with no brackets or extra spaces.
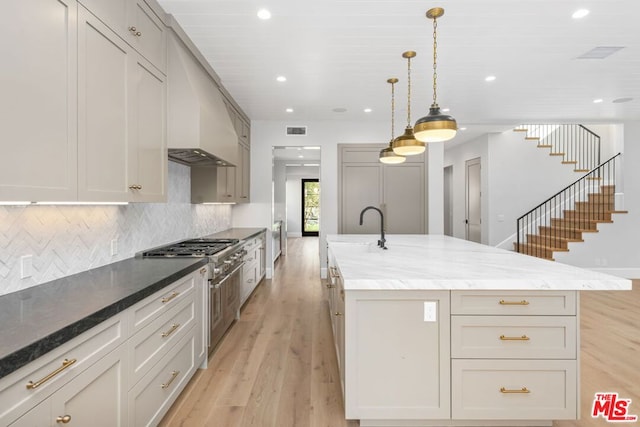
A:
285,108,294,113
572,9,589,19
303,146,320,150
442,108,450,112
303,163,320,167
257,9,271,20
593,99,603,103
459,127,467,131
332,107,347,113
364,108,372,113
298,155,304,158
276,76,287,82
485,75,496,82
612,97,633,104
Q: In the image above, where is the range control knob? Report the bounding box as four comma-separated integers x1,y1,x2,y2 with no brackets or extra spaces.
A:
213,267,221,275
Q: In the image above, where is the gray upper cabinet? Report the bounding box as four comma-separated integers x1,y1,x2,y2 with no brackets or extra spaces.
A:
339,144,426,234
1,0,78,201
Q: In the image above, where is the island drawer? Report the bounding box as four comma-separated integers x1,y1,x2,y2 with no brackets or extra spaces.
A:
451,359,577,420
128,294,196,387
451,290,577,315
451,316,577,359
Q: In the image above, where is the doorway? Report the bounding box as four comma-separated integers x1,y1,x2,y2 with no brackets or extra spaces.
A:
301,179,320,236
465,158,481,243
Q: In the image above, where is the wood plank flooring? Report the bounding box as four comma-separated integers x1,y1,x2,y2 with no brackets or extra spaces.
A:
161,237,639,427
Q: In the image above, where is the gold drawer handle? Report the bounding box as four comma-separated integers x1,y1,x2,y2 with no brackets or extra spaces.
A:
499,299,530,305
161,291,179,304
56,415,72,424
500,387,530,394
161,323,180,338
161,370,180,389
200,267,207,274
326,283,335,289
329,266,340,279
335,312,342,316
500,335,530,341
26,358,77,390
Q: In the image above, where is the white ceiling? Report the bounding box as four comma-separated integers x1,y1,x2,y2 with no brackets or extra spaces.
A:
158,0,640,140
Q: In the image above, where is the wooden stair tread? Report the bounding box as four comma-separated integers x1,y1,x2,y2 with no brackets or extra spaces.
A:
611,210,629,214
525,137,540,140
537,144,553,148
549,152,565,156
513,128,528,132
586,176,602,180
561,160,578,164
526,234,583,243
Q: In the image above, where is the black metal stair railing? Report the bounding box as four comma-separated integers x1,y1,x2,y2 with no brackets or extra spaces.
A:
516,124,601,171
516,153,621,260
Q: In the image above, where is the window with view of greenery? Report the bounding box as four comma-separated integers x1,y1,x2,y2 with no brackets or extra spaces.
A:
302,179,319,236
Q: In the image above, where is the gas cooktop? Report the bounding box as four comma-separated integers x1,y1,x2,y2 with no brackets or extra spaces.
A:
142,238,239,258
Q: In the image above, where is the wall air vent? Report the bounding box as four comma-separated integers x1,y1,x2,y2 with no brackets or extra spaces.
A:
577,46,624,59
286,126,307,136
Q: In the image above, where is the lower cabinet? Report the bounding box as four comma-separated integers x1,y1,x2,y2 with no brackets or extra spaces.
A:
0,267,208,427
10,344,127,427
240,232,266,306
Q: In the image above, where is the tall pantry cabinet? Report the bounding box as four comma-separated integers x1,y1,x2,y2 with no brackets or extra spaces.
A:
339,144,426,234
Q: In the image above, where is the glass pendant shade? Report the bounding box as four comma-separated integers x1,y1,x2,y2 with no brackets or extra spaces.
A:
379,143,406,164
392,126,425,155
414,105,457,142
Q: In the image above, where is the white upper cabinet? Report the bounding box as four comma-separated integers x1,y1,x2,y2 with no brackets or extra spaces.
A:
78,0,166,72
0,0,78,201
77,6,166,202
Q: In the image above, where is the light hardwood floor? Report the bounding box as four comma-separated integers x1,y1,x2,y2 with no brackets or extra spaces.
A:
161,237,639,427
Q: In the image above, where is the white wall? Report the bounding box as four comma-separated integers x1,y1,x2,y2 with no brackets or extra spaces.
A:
232,120,444,278
0,162,232,296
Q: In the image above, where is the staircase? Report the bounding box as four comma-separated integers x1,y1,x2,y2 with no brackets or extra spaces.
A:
515,153,627,261
514,124,601,173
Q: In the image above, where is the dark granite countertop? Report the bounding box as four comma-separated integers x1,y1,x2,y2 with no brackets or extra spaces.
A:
0,257,208,380
205,227,267,241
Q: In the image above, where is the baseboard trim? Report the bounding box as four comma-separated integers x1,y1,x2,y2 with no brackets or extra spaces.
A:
589,268,640,279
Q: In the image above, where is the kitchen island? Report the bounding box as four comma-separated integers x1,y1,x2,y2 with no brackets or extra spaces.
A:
326,234,632,427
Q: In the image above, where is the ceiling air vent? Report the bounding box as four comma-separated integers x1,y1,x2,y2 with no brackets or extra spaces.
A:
286,126,307,136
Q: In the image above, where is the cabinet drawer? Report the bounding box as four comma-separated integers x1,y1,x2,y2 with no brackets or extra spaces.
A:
129,272,196,333
128,295,196,387
451,316,576,359
451,290,576,315
0,314,125,424
128,332,196,427
452,359,577,420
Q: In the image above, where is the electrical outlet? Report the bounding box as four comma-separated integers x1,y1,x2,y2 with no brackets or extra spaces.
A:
20,255,33,279
423,301,437,322
110,238,118,256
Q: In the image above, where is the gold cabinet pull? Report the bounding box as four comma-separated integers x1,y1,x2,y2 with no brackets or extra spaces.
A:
26,358,77,390
500,387,530,394
161,323,180,338
499,299,530,306
56,415,72,424
329,266,340,278
161,370,180,389
128,26,142,36
200,267,207,274
161,291,179,303
500,334,530,341
334,312,342,316
326,282,335,289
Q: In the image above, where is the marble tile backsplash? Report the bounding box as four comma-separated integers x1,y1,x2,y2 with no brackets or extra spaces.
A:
0,162,232,296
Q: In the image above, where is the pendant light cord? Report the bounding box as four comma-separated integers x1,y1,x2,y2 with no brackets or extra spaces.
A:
390,80,396,141
407,56,412,126
432,16,438,106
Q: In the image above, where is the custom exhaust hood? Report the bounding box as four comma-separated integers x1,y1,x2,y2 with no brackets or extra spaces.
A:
167,32,238,167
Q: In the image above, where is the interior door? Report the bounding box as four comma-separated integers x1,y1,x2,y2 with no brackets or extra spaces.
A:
465,158,481,243
444,165,453,236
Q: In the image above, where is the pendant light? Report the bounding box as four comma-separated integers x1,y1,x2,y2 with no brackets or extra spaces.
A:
413,7,457,143
392,51,425,156
379,78,406,164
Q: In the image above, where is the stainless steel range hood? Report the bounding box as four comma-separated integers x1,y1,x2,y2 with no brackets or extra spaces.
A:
167,30,238,167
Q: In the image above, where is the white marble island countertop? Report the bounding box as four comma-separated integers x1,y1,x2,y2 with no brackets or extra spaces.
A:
327,234,632,291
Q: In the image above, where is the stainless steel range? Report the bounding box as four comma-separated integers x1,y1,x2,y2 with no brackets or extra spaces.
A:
142,238,245,354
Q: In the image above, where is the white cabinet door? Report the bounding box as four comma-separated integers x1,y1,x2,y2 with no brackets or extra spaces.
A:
129,57,166,202
1,0,77,201
51,345,127,427
236,142,250,203
345,291,450,420
77,6,131,201
8,400,49,427
383,163,425,233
